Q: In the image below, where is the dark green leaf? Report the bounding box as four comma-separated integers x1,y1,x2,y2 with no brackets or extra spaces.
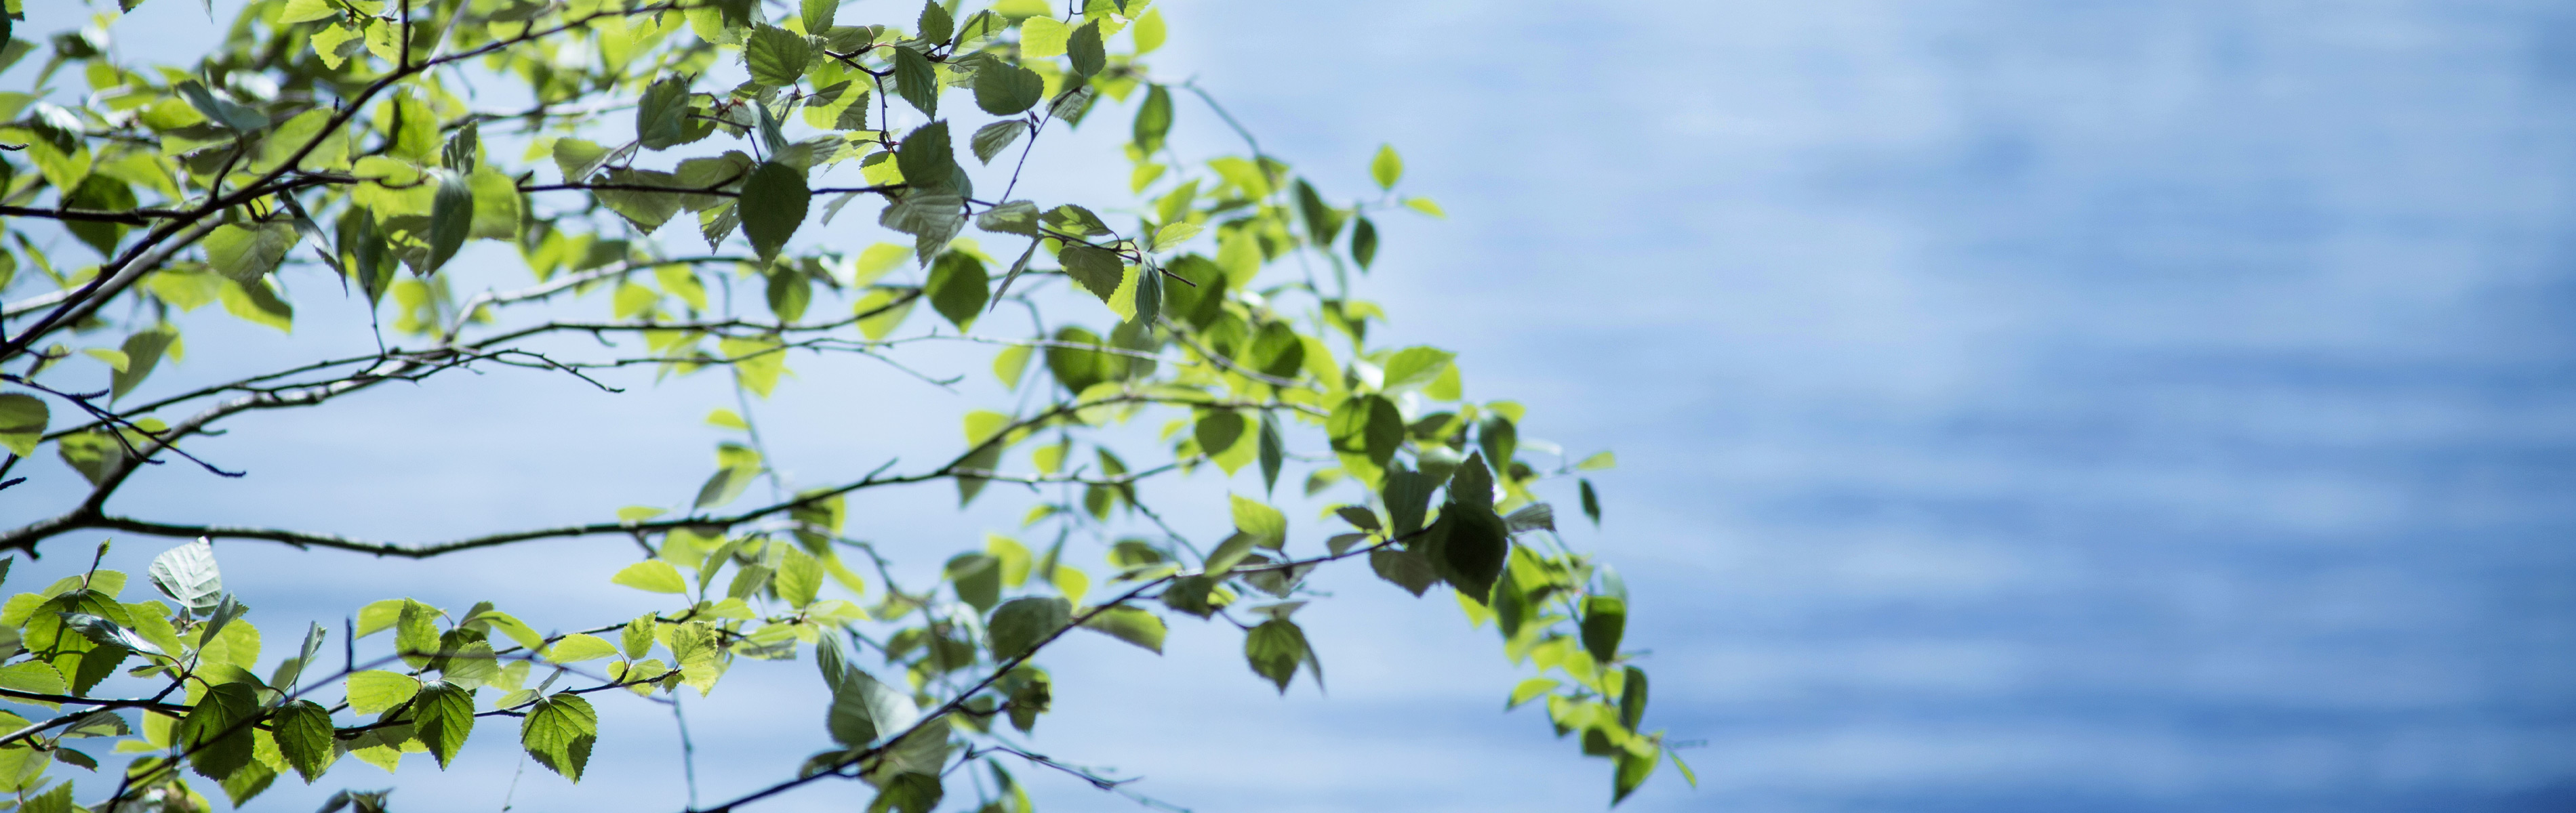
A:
746,25,813,87
1193,410,1244,460
765,266,812,322
1506,503,1554,533
871,771,944,813
801,0,837,35
1383,467,1436,537
1066,21,1105,77
1581,478,1602,526
738,161,810,264
1613,745,1658,805
879,193,966,264
986,597,1070,661
1582,595,1626,663
925,251,988,330
895,121,958,194
110,328,174,402
1369,548,1436,596
1435,457,1510,604
973,64,1043,116
218,760,277,806
177,682,260,780
1131,84,1171,153
1058,245,1124,303
64,175,134,257
523,694,598,783
440,119,479,173
1351,216,1377,270
1294,179,1345,245
894,47,939,117
1479,415,1518,476
1257,410,1285,495
975,199,1039,236
915,0,953,45
637,75,691,150
1619,666,1649,730
1161,575,1217,618
969,119,1027,165
1203,532,1258,576
1249,320,1304,378
425,169,475,274
414,682,475,768
946,553,1001,612
1327,394,1404,470
1045,326,1113,393
1243,619,1309,693
826,660,917,747
273,700,336,783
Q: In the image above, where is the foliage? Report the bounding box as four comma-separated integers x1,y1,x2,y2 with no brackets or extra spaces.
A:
0,0,1681,809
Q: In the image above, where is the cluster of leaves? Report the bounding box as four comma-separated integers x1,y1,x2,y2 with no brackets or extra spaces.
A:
0,0,1686,809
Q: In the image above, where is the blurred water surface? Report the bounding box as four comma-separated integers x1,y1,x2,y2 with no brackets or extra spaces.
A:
7,1,2574,812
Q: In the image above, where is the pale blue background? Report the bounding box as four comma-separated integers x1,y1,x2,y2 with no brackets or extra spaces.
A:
7,1,2575,812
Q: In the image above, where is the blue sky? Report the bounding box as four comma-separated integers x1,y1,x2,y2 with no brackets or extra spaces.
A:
8,1,2576,812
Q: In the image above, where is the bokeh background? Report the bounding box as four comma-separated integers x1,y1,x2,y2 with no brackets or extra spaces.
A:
8,1,2576,812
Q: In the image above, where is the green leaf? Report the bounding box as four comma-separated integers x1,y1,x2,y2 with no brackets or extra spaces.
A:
1066,20,1106,77
738,161,810,264
177,681,259,780
542,633,619,663
893,47,939,117
1243,619,1311,693
1581,595,1626,663
801,0,837,35
425,169,475,274
146,539,223,614
1381,346,1455,392
973,63,1043,115
174,80,268,131
746,24,813,87
1405,196,1447,217
414,682,475,768
1508,677,1560,709
776,546,824,607
986,597,1070,661
0,662,67,701
970,119,1028,165
925,251,988,331
522,694,599,783
1371,144,1403,190
1203,532,1259,577
344,670,420,715
0,394,48,459
1149,221,1201,252
611,560,689,594
1131,84,1172,153
622,613,658,659
1230,495,1286,548
64,175,134,256
1076,606,1166,654
203,222,296,282
271,700,336,783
